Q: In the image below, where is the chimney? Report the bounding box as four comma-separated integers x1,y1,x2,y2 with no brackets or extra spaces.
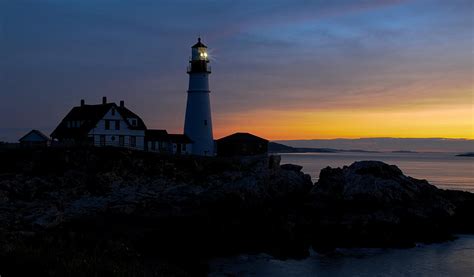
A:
102,96,107,104
120,100,124,108
80,99,85,106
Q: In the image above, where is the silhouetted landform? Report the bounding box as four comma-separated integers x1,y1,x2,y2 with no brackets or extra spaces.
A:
456,152,474,157
0,147,473,276
268,142,378,153
391,150,418,153
275,138,474,153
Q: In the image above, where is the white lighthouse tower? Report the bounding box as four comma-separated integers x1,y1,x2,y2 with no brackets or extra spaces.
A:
184,38,214,156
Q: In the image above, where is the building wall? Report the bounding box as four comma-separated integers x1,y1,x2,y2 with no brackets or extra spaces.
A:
20,141,48,148
171,143,193,155
216,141,268,157
88,106,145,150
147,141,171,153
184,73,214,156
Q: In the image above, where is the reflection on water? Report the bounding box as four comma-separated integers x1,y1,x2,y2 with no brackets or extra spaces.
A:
278,152,474,192
209,235,474,276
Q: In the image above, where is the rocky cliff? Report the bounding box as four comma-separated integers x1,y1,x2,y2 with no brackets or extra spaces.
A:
0,148,472,276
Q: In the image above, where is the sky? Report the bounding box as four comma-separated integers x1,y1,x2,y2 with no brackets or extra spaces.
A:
0,0,473,142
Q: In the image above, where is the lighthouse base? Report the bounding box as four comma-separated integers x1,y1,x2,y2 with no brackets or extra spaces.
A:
184,91,214,156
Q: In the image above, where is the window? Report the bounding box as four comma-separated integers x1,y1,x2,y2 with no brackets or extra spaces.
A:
182,144,186,151
130,136,136,147
115,120,120,130
67,121,71,128
119,135,124,147
204,120,207,126
105,120,110,130
151,141,156,150
100,135,106,146
131,119,137,126
111,136,115,141
111,108,115,116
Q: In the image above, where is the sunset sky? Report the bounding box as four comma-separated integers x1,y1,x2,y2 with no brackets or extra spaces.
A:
1,0,473,141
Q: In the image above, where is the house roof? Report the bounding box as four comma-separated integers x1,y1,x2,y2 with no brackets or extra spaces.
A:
116,106,147,130
145,129,169,141
51,102,146,139
217,132,268,143
19,129,50,142
168,134,193,144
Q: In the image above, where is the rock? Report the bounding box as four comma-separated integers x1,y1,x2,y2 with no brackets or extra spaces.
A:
309,161,467,248
0,148,473,275
268,155,281,170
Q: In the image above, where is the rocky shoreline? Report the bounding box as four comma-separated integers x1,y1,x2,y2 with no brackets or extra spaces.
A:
0,147,473,276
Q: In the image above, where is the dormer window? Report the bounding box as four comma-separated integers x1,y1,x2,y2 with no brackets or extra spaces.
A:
131,119,137,126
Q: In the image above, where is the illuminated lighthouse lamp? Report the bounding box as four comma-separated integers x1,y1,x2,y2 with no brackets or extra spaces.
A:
191,38,210,61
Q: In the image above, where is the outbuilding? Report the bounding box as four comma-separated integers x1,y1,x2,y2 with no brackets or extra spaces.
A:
146,129,170,153
168,134,193,155
216,132,268,157
19,130,50,148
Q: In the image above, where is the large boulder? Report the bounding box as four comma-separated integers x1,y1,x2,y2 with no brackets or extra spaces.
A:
309,161,466,248
314,161,452,208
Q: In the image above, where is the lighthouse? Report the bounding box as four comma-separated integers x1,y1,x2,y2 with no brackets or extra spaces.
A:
184,38,214,156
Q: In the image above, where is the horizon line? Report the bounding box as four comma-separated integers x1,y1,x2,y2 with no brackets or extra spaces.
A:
273,137,474,141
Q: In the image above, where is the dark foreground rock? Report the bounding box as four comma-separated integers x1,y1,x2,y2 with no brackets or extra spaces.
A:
310,161,474,249
0,148,472,276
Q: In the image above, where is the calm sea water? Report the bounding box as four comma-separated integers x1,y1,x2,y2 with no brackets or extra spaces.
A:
209,235,474,277
279,152,474,192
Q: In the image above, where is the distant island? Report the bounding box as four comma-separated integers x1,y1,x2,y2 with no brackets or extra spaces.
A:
457,152,474,157
274,138,474,153
268,142,378,153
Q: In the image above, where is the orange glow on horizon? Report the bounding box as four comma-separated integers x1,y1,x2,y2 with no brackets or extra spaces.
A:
213,102,474,141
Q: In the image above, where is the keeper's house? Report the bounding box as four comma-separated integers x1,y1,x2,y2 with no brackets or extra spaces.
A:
50,97,193,154
51,97,147,150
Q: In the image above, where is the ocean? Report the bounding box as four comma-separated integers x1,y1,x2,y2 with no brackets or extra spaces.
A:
278,152,474,192
209,152,474,276
209,235,474,276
